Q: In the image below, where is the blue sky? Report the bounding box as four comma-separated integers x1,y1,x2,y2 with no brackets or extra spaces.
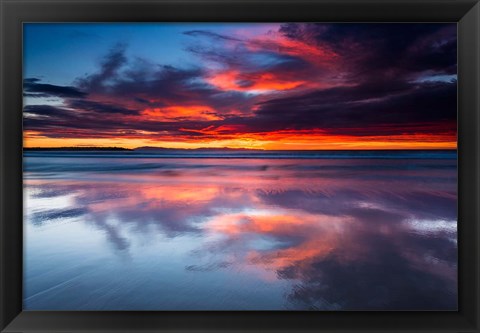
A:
24,23,267,85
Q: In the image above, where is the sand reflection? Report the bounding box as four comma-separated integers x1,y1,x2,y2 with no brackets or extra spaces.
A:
24,156,457,310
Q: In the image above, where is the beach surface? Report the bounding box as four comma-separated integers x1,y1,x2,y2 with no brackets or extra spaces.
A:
23,150,458,310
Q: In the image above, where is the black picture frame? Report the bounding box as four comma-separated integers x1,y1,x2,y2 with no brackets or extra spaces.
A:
1,0,479,332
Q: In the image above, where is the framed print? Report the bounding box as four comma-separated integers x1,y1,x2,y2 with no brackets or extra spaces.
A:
1,0,479,332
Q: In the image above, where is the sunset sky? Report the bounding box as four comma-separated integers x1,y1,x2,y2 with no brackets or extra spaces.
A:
23,23,457,150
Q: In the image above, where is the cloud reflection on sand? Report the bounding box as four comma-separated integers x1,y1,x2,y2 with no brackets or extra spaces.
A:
24,155,457,310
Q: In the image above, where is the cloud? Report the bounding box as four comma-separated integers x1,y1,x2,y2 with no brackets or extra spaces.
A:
23,24,457,147
70,99,139,115
184,30,243,42
24,105,72,118
76,43,128,91
279,23,457,78
248,80,456,135
24,79,87,98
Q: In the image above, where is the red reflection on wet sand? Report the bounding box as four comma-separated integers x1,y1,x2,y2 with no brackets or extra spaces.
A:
24,155,457,310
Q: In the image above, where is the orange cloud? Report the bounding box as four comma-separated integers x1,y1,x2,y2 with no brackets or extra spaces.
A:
142,105,222,121
248,33,339,66
207,70,305,93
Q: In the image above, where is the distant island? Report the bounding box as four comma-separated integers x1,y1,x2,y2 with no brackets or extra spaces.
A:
24,147,133,151
135,146,265,152
24,146,457,152
24,146,266,152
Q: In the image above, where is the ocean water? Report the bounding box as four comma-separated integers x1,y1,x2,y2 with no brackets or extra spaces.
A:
23,150,458,310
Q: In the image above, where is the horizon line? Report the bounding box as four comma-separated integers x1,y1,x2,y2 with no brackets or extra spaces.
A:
23,146,458,151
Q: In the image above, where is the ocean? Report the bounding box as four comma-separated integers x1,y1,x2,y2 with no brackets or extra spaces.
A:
23,150,458,310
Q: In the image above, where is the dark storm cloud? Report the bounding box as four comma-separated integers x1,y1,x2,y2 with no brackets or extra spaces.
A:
24,78,87,98
24,106,227,140
23,105,73,118
70,100,139,115
279,23,457,78
246,80,456,135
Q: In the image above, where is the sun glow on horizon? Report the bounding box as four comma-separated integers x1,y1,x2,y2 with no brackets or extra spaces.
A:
24,130,457,150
